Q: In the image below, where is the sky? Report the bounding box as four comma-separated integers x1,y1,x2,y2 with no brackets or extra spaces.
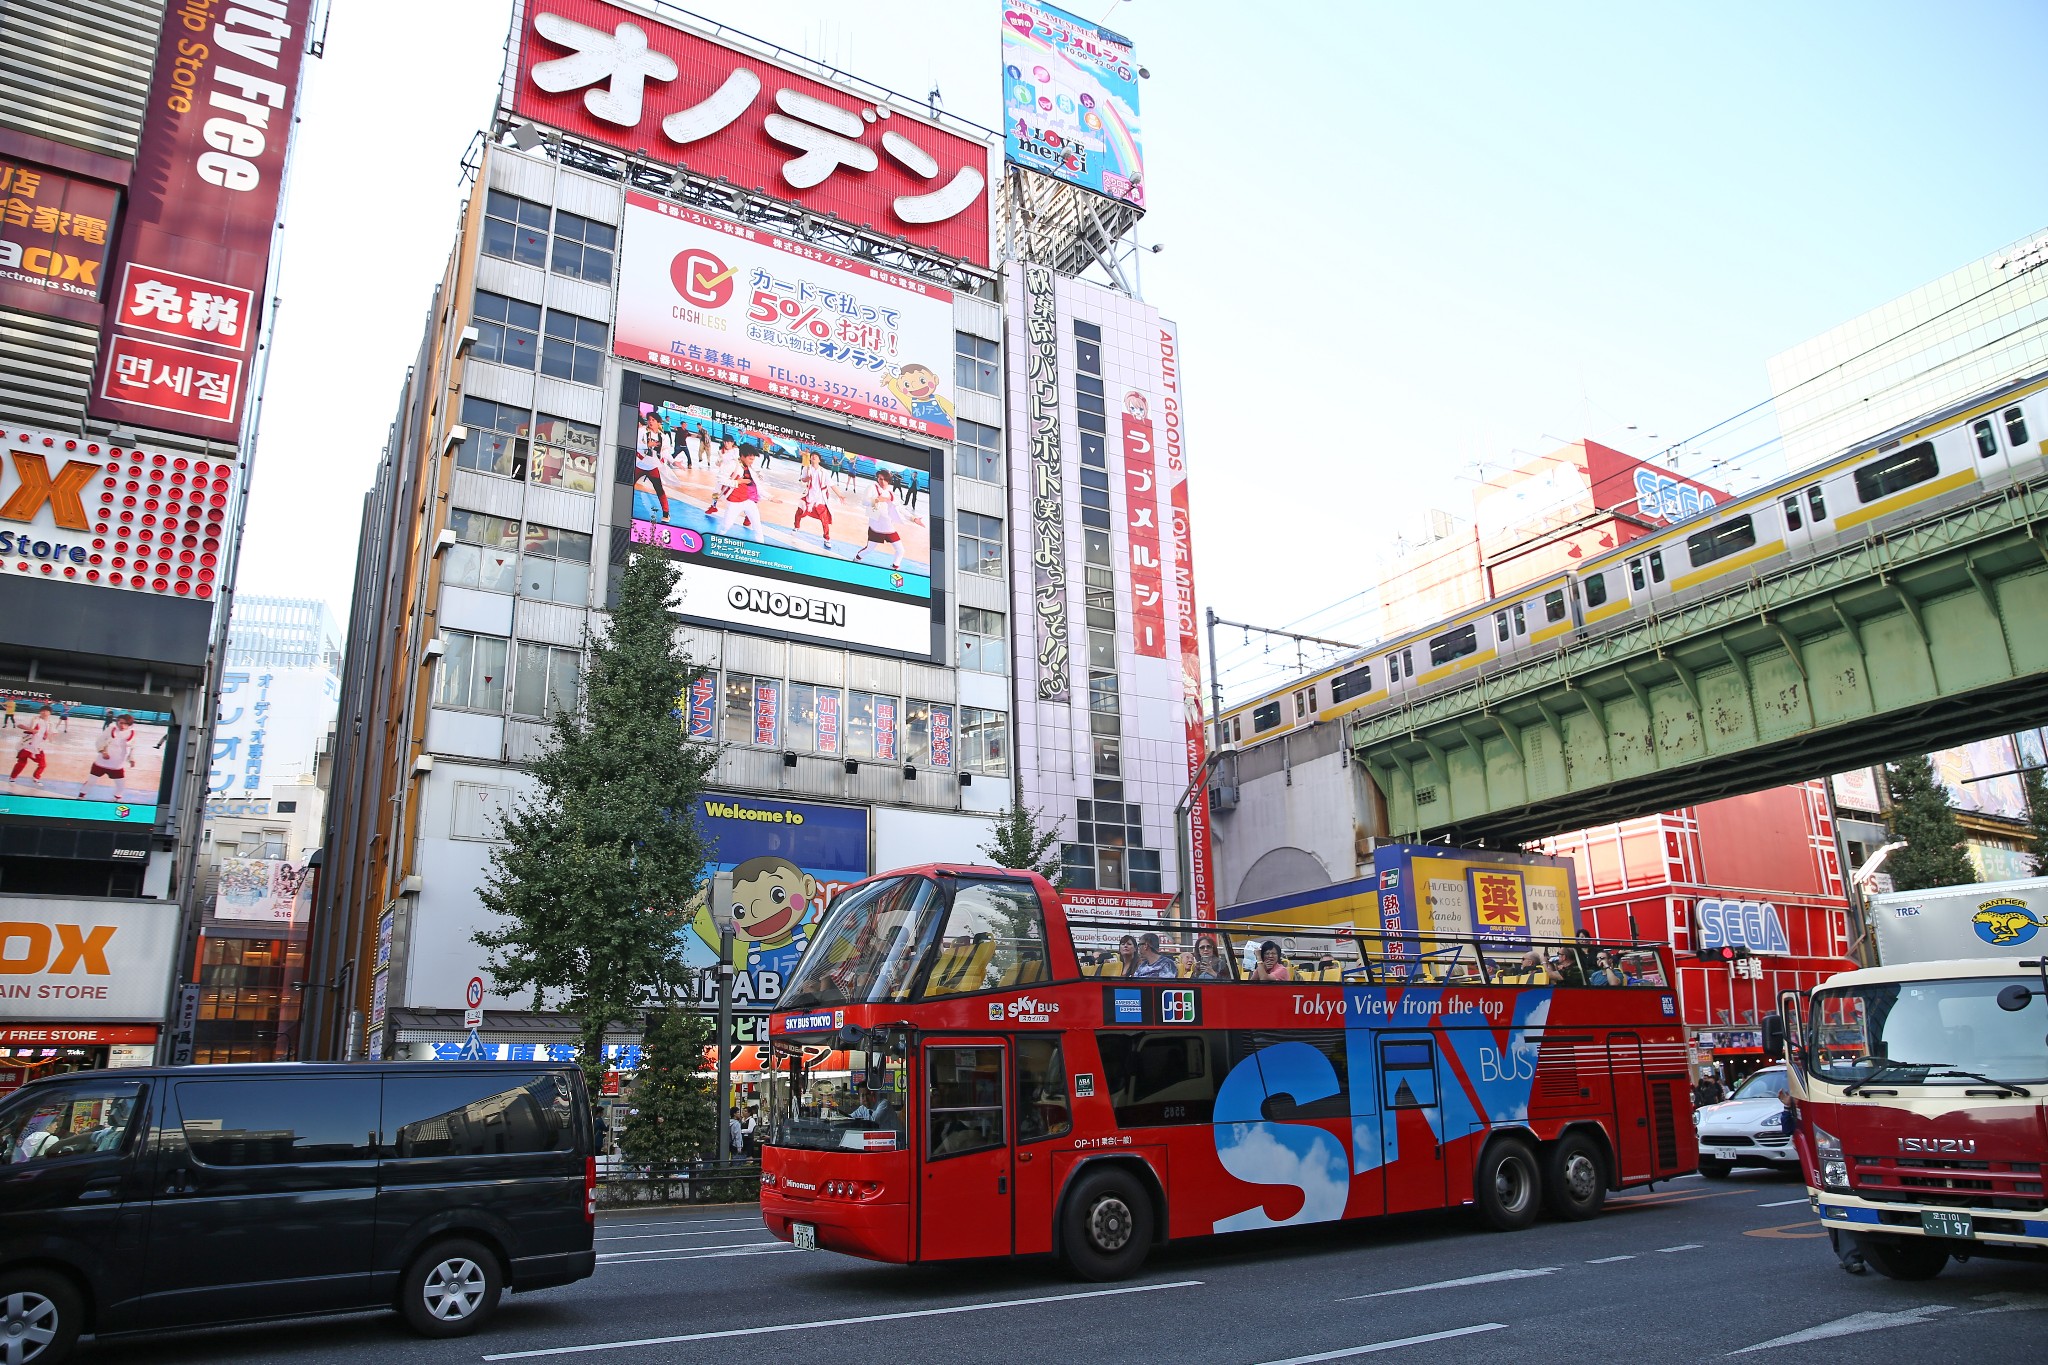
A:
245,0,2048,700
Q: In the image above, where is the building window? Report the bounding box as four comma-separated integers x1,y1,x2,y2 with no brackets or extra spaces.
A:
471,291,539,369
529,414,599,493
1060,843,1094,889
723,673,780,747
1092,735,1121,777
955,332,999,395
905,700,954,768
456,396,529,478
960,706,1007,776
845,691,899,762
1078,465,1111,530
442,508,521,593
955,417,1002,483
550,211,616,284
1073,319,1102,375
785,683,843,754
1128,848,1162,894
518,523,593,605
958,606,1007,673
511,643,580,719
540,310,606,385
481,191,548,268
436,629,508,712
958,510,1003,578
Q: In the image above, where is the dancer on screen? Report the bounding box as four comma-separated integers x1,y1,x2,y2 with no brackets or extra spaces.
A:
851,469,922,570
793,449,835,547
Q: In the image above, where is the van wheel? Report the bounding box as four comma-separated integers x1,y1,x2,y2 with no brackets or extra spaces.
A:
1862,1236,1949,1281
1062,1168,1154,1281
0,1270,81,1364
1474,1136,1541,1231
1542,1133,1607,1221
401,1238,503,1338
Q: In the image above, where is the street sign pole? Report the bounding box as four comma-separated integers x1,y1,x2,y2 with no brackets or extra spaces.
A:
715,926,734,1162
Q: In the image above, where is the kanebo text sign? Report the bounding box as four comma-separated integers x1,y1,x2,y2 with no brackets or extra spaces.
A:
0,899,179,1022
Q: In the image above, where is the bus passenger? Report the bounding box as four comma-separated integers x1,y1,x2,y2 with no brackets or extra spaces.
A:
1190,937,1227,980
1114,935,1138,978
1132,933,1178,980
1252,941,1293,982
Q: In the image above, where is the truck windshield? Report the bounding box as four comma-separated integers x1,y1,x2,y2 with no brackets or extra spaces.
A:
778,876,942,1009
1808,977,2048,1086
763,1027,910,1153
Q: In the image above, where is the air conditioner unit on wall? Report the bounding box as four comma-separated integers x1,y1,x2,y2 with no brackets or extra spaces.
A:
1208,781,1239,812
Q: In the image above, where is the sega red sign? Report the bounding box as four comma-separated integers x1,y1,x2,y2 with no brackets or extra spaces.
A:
509,0,989,266
90,0,315,445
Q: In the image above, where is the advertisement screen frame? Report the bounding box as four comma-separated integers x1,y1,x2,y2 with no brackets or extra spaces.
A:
0,683,179,828
617,372,945,661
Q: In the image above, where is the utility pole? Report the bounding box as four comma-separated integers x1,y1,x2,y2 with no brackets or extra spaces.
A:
714,923,734,1162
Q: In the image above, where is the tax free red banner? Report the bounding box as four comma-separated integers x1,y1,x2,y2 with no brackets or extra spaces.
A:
89,0,316,446
509,0,990,266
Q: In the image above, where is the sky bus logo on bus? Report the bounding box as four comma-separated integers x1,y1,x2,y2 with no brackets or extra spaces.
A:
779,1009,842,1033
996,995,1059,1024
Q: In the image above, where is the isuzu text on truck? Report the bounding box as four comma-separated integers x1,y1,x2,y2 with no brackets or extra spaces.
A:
1766,874,2048,1279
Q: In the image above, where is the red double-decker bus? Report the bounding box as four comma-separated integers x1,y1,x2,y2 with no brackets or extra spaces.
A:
759,865,1694,1278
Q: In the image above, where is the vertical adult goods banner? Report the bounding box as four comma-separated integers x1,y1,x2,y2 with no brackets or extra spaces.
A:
1001,2,1144,206
1158,320,1210,915
89,0,316,444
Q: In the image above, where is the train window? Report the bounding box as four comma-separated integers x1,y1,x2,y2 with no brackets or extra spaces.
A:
1973,419,1999,459
2006,407,2030,448
1252,701,1282,733
1854,440,1937,503
1402,648,1414,677
1231,717,1241,743
1307,684,1318,711
1648,549,1666,582
1543,590,1566,623
1330,665,1373,702
1427,623,1478,667
1295,690,1307,719
1584,573,1608,608
1629,559,1645,592
1807,485,1827,521
1493,609,1509,640
1781,494,1802,531
1685,514,1757,568
1512,603,1526,635
1387,649,1414,682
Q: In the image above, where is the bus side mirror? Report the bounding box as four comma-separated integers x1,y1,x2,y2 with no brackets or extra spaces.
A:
1761,1013,1785,1062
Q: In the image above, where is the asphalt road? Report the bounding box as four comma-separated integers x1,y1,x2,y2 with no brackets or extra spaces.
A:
82,1168,2045,1364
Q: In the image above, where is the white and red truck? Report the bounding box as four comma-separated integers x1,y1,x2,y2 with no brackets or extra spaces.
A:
1766,874,2047,1279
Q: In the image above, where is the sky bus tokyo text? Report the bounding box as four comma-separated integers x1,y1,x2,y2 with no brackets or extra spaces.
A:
758,865,1693,1277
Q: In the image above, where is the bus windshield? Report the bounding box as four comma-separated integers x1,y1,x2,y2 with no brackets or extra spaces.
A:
1807,977,2047,1086
765,1026,910,1153
779,876,943,1009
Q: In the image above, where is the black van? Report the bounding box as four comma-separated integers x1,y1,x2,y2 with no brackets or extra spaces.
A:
0,1061,597,1362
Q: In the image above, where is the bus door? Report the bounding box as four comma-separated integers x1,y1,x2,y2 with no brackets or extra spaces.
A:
1378,1035,1447,1214
919,1039,1012,1260
1606,1032,1653,1181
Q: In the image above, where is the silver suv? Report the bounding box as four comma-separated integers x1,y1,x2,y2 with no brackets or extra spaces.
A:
1695,1065,1798,1178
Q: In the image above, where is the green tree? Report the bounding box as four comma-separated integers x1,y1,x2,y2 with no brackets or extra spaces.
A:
475,550,715,1098
979,804,1066,887
619,1007,717,1188
2022,763,2048,877
1883,754,1977,891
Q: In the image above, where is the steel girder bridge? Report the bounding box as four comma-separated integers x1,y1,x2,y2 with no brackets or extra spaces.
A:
1355,479,2048,845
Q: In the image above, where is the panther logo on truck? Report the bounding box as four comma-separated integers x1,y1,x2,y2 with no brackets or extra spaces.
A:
1970,898,2043,946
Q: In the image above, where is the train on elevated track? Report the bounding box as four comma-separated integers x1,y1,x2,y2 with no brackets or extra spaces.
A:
1217,368,2048,748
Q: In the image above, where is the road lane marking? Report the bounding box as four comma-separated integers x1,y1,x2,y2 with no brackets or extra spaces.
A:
1968,1292,2048,1314
597,1246,801,1267
1585,1255,1634,1264
1743,1221,1825,1239
481,1279,1204,1359
1655,1244,1702,1253
1756,1199,1807,1208
597,1240,777,1258
1337,1268,1558,1300
596,1217,762,1230
1254,1323,1508,1363
1728,1305,1952,1354
597,1228,776,1242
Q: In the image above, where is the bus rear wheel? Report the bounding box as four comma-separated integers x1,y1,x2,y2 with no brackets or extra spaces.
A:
1474,1136,1541,1231
1062,1167,1154,1281
1542,1132,1607,1221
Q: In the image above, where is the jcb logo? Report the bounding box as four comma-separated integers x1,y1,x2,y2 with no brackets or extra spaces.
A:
0,450,98,531
1160,989,1197,1024
0,241,99,286
0,923,117,976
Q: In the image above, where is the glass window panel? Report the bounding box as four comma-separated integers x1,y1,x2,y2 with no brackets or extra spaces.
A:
175,1078,379,1165
384,1073,574,1158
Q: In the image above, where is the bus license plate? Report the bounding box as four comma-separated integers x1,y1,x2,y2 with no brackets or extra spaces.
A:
792,1221,817,1251
1921,1210,1971,1240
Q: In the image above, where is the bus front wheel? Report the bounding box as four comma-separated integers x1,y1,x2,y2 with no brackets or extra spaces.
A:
1474,1136,1541,1231
1062,1167,1154,1281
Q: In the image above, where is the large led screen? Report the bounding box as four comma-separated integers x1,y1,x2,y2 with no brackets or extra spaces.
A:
0,688,174,824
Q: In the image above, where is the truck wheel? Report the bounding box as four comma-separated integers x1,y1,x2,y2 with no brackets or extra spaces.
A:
401,1238,504,1337
1061,1167,1154,1281
0,1270,80,1365
1861,1236,1949,1281
1474,1136,1541,1231
1697,1157,1732,1179
1542,1132,1607,1220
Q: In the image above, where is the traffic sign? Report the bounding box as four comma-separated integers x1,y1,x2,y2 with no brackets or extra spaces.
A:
466,976,485,1009
458,1030,486,1061
464,1006,484,1031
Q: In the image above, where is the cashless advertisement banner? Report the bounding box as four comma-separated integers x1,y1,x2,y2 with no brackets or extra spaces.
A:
615,194,959,440
1002,2,1144,205
683,794,870,1008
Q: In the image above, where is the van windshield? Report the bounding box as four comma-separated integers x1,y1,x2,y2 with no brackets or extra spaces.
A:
1808,977,2047,1085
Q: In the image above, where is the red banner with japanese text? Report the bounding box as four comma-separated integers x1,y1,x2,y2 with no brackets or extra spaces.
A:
508,0,989,266
89,0,316,446
1158,321,1211,917
1119,404,1168,658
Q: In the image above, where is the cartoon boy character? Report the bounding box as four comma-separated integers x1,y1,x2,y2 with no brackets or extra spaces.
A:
883,364,955,432
690,856,821,998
